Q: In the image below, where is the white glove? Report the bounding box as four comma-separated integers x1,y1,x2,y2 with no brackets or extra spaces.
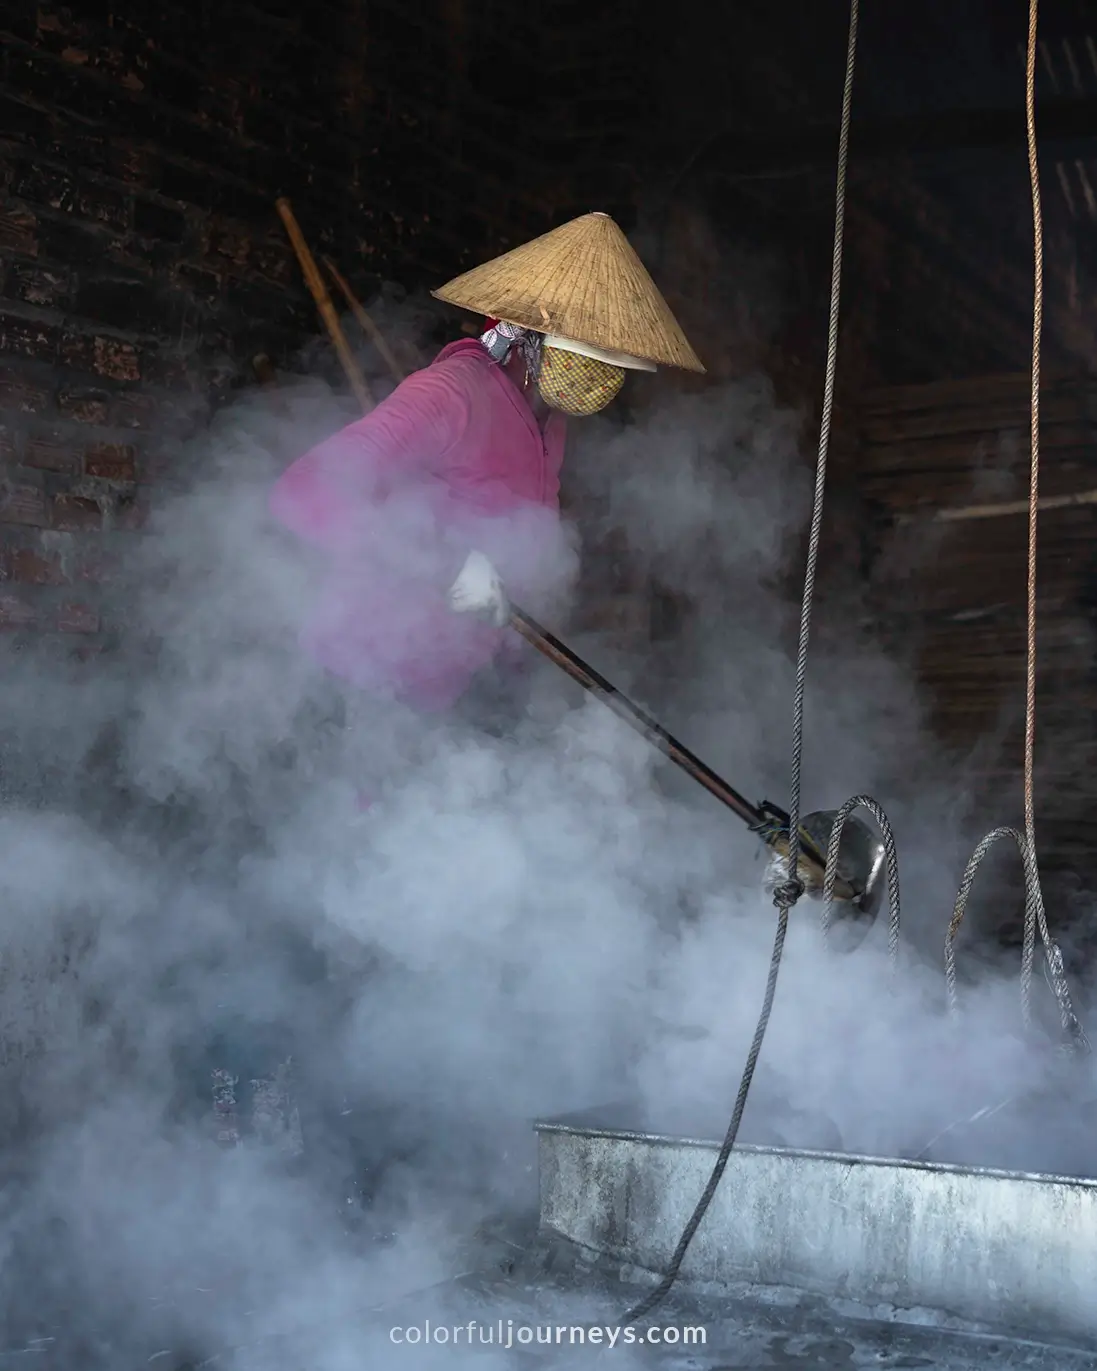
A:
447,550,510,628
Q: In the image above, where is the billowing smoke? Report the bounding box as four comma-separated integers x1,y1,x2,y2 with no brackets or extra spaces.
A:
0,235,1090,1368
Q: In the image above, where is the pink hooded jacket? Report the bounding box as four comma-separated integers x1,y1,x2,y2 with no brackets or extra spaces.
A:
270,339,567,712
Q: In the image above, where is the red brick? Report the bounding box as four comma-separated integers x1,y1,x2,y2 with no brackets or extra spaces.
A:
10,548,67,586
57,386,111,424
0,481,48,527
75,181,129,231
92,336,141,381
0,594,37,630
57,602,100,633
57,330,90,371
61,331,142,381
0,206,38,257
11,165,75,213
85,442,137,482
25,434,80,474
6,263,71,309
51,493,102,531
0,315,60,363
0,370,50,414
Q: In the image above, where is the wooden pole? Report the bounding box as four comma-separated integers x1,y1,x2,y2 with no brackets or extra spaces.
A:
322,256,407,385
274,198,375,412
899,486,1097,525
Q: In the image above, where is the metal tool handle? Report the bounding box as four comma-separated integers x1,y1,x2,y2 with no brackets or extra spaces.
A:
506,608,857,902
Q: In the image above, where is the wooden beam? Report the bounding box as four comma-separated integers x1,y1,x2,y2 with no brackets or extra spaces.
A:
899,487,1097,524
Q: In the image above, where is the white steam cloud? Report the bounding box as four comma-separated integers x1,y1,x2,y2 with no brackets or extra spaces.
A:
0,267,1090,1368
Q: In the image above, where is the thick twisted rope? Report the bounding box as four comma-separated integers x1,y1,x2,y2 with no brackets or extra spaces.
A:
820,794,900,974
943,0,1088,1055
619,907,789,1325
775,9,858,920
1023,0,1042,856
621,0,861,1325
945,826,1086,1048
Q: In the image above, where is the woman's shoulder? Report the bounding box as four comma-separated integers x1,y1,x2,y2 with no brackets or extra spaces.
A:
388,338,492,406
431,337,492,370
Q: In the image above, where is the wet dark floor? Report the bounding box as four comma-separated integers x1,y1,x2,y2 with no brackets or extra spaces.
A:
420,1228,1097,1370
3,1210,1094,1369
180,1217,1094,1371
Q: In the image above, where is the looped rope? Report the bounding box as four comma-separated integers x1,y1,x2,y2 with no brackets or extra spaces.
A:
820,794,900,974
945,826,1088,1050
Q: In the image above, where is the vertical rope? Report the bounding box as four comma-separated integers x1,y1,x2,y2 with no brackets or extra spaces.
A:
777,0,860,917
621,0,860,1325
1023,0,1041,855
945,0,1087,1054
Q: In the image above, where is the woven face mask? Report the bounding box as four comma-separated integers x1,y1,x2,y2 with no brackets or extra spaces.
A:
537,346,625,416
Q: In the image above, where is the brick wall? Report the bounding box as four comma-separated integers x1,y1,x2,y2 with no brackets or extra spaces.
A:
0,1,340,651
0,0,668,659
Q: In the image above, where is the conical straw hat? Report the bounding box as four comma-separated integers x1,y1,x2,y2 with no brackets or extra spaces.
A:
432,212,705,374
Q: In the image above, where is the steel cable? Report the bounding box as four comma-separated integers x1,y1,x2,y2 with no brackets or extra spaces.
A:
621,0,861,1324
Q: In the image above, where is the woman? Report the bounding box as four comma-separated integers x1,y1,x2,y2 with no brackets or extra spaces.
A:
206,213,704,1164
270,210,704,727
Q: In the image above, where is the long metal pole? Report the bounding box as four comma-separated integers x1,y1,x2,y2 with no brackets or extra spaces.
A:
506,607,852,899
508,607,762,826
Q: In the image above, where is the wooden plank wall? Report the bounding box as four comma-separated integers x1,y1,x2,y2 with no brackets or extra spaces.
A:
853,373,1097,934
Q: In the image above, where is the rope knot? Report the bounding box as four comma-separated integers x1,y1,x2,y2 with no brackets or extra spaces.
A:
772,877,805,910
